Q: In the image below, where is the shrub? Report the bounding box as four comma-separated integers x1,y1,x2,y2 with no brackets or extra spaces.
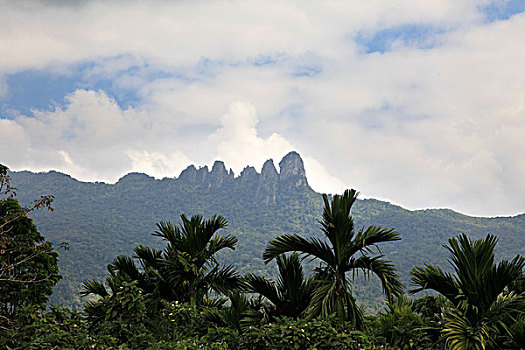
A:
238,316,373,350
1,306,118,350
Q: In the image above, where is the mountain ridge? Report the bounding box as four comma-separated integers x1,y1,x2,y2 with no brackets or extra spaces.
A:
13,168,524,220
6,152,525,308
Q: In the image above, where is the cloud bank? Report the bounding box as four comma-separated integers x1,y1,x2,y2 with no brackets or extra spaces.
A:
1,1,524,216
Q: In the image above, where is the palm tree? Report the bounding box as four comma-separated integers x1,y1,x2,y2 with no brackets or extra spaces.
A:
263,189,404,328
154,214,240,309
507,274,525,349
82,214,241,315
410,234,525,350
202,290,253,331
244,253,315,319
81,257,142,327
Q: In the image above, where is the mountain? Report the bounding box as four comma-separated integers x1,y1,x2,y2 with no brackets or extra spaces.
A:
8,152,525,309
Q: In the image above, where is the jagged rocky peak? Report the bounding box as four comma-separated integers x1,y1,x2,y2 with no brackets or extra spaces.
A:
177,152,308,192
239,166,260,191
260,159,278,179
209,160,233,187
256,159,279,205
196,166,209,182
240,166,259,180
211,160,227,174
178,165,197,183
279,151,308,186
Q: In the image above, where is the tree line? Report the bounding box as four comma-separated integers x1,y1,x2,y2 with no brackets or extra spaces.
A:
1,164,524,349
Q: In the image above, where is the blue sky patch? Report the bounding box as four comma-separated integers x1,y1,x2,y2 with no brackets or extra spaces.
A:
355,24,447,54
246,52,323,77
480,0,525,22
1,69,79,116
292,63,322,77
247,53,286,67
356,103,430,129
278,103,303,119
195,57,244,78
0,58,179,118
291,52,323,77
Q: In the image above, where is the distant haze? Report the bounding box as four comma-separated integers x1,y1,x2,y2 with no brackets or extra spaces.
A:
1,1,524,217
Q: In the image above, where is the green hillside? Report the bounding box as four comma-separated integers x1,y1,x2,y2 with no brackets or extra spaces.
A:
9,152,525,309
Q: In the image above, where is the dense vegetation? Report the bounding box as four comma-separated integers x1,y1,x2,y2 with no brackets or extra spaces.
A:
0,164,61,331
8,152,525,310
2,154,525,349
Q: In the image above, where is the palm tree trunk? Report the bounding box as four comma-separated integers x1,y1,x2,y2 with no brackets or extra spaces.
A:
190,288,196,312
336,280,345,328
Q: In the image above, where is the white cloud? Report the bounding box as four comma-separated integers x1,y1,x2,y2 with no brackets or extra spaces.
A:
206,102,280,168
211,101,293,172
209,101,346,194
2,90,159,181
1,1,524,216
125,149,192,179
0,0,481,72
1,93,344,194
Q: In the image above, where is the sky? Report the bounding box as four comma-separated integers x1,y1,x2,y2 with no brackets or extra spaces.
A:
1,0,524,217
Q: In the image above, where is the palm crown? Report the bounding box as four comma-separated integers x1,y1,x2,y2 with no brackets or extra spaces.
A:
82,214,241,321
410,234,525,349
244,253,315,319
153,214,240,307
263,189,403,327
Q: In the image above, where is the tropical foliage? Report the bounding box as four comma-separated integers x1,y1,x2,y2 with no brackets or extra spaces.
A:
2,168,525,349
9,168,525,310
410,233,525,350
263,189,404,328
153,215,241,308
81,214,241,330
0,165,61,332
244,253,315,320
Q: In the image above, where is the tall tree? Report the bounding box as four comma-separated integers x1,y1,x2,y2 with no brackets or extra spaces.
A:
263,189,403,328
0,164,61,330
411,234,525,350
154,215,240,309
82,214,241,315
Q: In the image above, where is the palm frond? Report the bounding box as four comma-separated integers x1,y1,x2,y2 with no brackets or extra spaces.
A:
483,292,525,334
410,264,459,304
442,307,492,350
153,220,181,248
202,296,228,309
508,269,525,294
306,279,337,319
80,279,109,297
306,277,363,328
108,255,142,281
280,255,315,307
320,190,358,250
245,253,314,319
179,214,228,254
203,264,240,296
348,255,404,301
206,291,252,330
205,234,237,258
263,234,336,267
352,225,401,255
244,273,280,306
412,234,525,348
133,245,163,269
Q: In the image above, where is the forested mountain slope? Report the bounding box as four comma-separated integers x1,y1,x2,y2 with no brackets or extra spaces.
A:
9,152,525,308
